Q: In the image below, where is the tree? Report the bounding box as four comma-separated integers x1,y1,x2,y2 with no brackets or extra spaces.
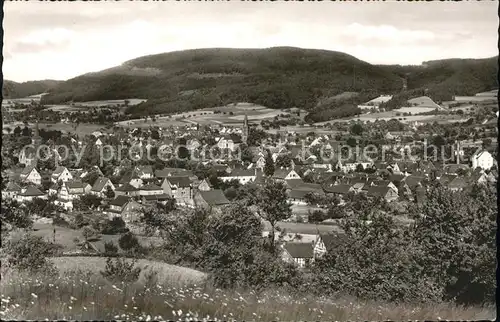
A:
412,184,496,304
5,234,60,274
74,194,102,211
264,150,275,177
100,257,141,284
350,123,364,136
355,164,365,172
252,181,292,251
105,186,115,199
275,154,292,169
1,200,33,231
101,217,129,235
118,231,140,252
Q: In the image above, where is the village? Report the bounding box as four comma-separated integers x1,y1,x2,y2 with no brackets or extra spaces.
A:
1,94,498,268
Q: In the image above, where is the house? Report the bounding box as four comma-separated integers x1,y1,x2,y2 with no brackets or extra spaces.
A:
313,233,348,259
16,186,47,203
194,189,230,211
162,176,193,205
322,184,353,197
58,180,91,201
371,180,398,194
281,242,314,269
197,178,212,192
272,169,301,181
2,182,21,199
138,183,164,196
119,171,143,189
51,166,73,183
19,166,42,185
114,183,140,197
471,150,494,170
366,186,398,202
90,177,115,198
220,169,257,185
134,165,154,180
217,136,236,151
105,196,142,222
18,146,37,167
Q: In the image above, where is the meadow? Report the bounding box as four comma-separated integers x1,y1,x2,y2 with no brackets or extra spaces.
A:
0,266,495,321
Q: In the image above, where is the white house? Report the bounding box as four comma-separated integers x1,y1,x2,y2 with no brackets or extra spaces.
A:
472,150,494,170
19,166,42,186
51,166,73,183
217,136,236,151
58,181,91,201
220,169,257,185
90,177,115,198
281,242,315,269
16,186,48,203
272,169,301,181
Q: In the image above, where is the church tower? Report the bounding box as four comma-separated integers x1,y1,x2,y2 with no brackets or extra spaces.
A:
242,114,249,145
32,121,42,147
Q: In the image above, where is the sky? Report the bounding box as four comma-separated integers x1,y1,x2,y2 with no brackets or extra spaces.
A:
3,1,498,82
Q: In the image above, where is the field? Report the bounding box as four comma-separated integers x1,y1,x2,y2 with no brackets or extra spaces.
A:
0,266,494,320
117,103,302,128
454,96,497,103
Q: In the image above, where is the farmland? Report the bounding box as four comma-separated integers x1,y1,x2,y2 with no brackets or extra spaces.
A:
116,103,305,128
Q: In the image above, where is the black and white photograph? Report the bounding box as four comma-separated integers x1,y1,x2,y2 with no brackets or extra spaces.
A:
1,1,498,320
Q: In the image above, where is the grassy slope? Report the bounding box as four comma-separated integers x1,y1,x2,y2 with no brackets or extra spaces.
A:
1,267,495,320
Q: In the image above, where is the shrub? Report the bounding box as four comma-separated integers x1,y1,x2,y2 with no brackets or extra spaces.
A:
101,217,129,235
308,210,327,223
100,257,142,284
118,232,140,252
5,234,60,275
74,213,88,228
104,241,119,255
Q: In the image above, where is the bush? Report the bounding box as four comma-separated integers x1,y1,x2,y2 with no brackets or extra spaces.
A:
118,232,140,251
5,234,60,274
101,217,129,235
104,241,119,255
308,210,327,223
100,257,142,284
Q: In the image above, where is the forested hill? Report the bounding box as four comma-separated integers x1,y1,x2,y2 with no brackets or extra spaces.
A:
31,47,498,120
2,80,63,99
38,47,403,116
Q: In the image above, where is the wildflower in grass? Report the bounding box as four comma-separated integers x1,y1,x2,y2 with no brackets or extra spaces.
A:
1,299,9,304
30,293,38,299
172,310,176,317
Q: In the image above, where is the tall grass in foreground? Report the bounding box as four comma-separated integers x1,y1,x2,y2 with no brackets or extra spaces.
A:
0,268,495,321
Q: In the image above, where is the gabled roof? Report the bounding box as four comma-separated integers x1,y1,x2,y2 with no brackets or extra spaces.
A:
273,169,295,179
318,233,348,252
109,195,131,207
140,183,163,191
91,177,111,192
119,170,141,184
224,169,255,177
322,184,352,194
155,168,189,178
283,242,314,259
65,180,87,190
20,166,37,176
5,181,21,192
115,183,138,192
52,166,68,177
166,176,192,188
19,186,45,197
366,186,391,197
135,165,154,176
404,176,425,189
199,189,230,206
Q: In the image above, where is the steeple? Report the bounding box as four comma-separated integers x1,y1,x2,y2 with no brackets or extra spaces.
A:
242,113,249,145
